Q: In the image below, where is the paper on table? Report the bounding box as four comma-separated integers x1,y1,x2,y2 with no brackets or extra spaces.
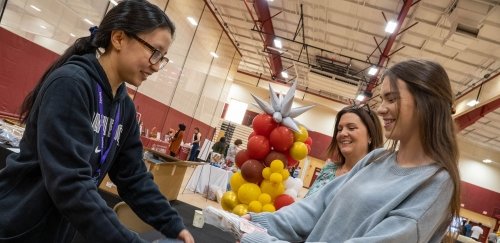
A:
203,206,266,239
7,148,20,153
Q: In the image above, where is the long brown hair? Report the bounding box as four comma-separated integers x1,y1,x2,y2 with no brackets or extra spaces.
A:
326,104,384,165
382,59,460,239
20,0,176,123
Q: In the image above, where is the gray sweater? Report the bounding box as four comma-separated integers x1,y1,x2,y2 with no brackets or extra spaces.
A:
241,148,454,243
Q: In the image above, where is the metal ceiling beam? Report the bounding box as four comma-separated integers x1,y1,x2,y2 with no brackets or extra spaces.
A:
455,98,500,131
246,0,283,79
366,0,414,93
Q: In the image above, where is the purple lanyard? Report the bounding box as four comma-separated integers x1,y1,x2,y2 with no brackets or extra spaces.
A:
94,84,120,181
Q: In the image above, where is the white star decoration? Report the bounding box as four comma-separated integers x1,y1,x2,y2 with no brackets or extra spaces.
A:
251,81,315,132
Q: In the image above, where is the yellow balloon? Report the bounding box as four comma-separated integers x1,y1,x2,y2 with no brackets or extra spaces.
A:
293,125,308,142
258,193,272,205
269,172,283,184
262,203,276,212
262,167,271,180
248,200,263,213
237,183,262,204
281,169,290,181
260,180,285,200
232,204,249,216
289,142,308,161
221,191,239,211
270,160,284,173
230,172,247,192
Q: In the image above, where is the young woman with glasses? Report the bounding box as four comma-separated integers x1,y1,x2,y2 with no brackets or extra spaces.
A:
0,1,194,242
305,104,384,197
241,59,461,243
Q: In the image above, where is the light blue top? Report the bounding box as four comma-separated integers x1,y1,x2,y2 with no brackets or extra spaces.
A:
241,148,454,243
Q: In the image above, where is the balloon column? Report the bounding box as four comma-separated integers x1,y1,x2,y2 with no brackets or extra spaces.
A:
221,82,314,216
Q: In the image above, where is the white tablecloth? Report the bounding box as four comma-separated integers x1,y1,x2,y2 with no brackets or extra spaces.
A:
185,164,233,195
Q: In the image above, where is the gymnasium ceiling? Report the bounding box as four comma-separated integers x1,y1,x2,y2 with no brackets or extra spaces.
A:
1,0,500,166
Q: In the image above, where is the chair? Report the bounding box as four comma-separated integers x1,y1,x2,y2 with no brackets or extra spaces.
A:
113,201,154,233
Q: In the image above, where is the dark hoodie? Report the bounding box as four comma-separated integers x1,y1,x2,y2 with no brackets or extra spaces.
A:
0,54,185,242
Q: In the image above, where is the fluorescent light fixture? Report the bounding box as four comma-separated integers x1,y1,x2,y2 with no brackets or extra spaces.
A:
70,33,76,37
30,5,41,12
466,100,479,107
281,71,288,78
210,52,219,58
356,94,365,101
274,38,282,49
84,18,94,25
225,99,248,124
187,17,198,26
385,20,398,34
482,159,492,163
109,0,118,6
40,25,47,29
368,67,378,76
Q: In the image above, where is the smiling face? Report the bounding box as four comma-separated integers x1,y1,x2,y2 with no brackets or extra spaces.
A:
117,28,173,87
336,112,370,160
377,77,419,143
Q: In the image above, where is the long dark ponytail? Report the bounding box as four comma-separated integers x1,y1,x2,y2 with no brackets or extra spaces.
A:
20,0,175,123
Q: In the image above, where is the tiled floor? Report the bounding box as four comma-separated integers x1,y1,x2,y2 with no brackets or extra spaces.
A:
176,166,309,210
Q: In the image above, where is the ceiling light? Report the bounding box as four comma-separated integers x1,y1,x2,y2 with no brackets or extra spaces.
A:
281,71,288,78
40,25,47,29
109,0,118,6
187,17,198,26
356,94,365,101
210,52,219,58
466,100,479,107
482,159,492,163
274,38,282,49
70,33,76,37
368,67,378,76
385,20,398,34
84,18,94,25
30,5,41,12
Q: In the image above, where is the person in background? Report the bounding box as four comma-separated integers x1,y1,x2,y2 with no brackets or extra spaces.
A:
471,223,484,241
0,1,194,242
188,127,201,161
169,123,186,157
241,59,461,243
212,136,228,156
305,104,383,197
464,220,473,237
225,139,243,168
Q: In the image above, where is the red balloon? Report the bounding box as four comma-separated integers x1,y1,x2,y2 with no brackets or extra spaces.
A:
252,114,278,136
286,153,299,168
247,135,271,160
269,126,294,152
235,149,251,168
241,159,265,184
274,194,295,210
248,131,256,141
264,151,288,167
304,136,313,146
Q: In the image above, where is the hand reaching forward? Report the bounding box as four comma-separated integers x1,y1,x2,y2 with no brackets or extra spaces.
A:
178,229,194,243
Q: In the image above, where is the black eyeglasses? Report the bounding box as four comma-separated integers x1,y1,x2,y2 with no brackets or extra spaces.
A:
347,103,372,114
129,34,169,69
